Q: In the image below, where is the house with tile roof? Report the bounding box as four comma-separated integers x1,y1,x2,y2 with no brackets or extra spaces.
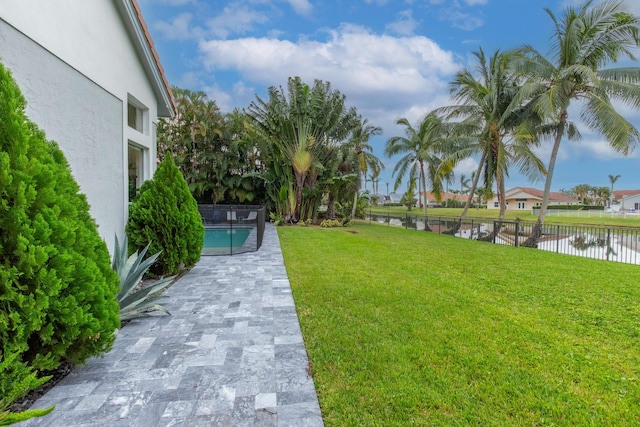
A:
0,0,176,250
487,187,581,211
617,191,640,212
612,190,640,205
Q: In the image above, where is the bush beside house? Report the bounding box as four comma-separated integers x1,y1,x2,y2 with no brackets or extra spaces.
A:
0,63,120,408
126,154,204,276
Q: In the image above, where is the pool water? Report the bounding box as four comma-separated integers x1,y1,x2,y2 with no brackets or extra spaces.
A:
203,228,251,255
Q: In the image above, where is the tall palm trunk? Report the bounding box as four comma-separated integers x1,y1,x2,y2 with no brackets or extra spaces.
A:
419,160,431,232
445,152,486,235
351,172,362,219
294,171,305,222
523,113,566,247
327,190,336,220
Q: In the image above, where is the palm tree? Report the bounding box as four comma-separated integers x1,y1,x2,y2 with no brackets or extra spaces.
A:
516,1,640,246
608,174,621,207
572,183,592,205
438,48,545,234
385,113,451,226
347,117,383,218
248,77,357,221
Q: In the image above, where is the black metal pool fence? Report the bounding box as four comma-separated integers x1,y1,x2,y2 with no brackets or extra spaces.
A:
368,211,640,265
198,205,266,256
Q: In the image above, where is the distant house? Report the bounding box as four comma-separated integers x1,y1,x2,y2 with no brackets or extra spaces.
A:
487,187,580,210
0,0,176,250
386,193,403,204
619,192,640,212
613,190,640,208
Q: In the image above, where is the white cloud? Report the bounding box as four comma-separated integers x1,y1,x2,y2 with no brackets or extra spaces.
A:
203,84,233,112
386,9,419,36
198,24,459,132
285,0,313,15
441,8,484,31
453,157,479,178
154,13,204,40
206,4,269,39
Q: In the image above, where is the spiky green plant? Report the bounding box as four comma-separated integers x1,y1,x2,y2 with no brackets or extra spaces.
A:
112,235,174,321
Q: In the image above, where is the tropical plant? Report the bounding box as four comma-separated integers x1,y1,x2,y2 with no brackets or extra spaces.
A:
438,48,545,235
157,89,264,204
347,117,383,218
0,62,120,409
127,154,204,275
385,113,452,223
608,174,621,207
111,235,174,321
248,77,358,222
516,1,640,246
401,178,418,211
572,183,593,204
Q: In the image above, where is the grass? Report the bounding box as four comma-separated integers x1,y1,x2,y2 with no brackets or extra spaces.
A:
370,206,640,228
278,222,640,426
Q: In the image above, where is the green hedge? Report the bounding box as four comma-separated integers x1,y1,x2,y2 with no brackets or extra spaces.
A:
127,154,204,275
0,63,120,404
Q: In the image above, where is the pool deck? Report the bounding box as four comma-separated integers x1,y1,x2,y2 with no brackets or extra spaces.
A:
20,224,324,427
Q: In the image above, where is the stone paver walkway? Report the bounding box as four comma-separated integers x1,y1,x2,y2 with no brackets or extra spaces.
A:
20,224,323,427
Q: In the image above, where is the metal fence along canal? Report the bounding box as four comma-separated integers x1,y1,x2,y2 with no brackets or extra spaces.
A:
368,212,640,265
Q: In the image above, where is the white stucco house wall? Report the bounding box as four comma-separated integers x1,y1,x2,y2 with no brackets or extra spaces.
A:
620,193,640,212
487,187,581,210
0,0,176,250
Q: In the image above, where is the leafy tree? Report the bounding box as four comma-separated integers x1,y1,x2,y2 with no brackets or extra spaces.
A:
401,178,418,211
608,174,621,207
439,48,545,234
572,183,593,204
157,88,224,201
0,62,119,406
385,113,452,224
127,154,204,275
346,117,383,218
517,1,640,246
248,77,357,222
157,89,263,204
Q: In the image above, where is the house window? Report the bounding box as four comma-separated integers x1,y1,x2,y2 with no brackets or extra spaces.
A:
127,96,148,134
493,202,499,208
635,202,640,211
517,202,527,209
128,144,145,201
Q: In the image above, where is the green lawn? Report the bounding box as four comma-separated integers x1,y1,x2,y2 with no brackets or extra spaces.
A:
370,206,640,228
278,223,640,426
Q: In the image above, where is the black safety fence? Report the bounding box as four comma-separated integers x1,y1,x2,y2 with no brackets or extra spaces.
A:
198,205,266,255
368,211,640,265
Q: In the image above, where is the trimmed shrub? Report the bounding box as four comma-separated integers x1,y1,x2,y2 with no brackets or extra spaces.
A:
126,154,204,275
0,63,120,404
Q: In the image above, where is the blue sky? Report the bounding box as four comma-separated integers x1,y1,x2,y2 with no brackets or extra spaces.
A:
138,0,640,194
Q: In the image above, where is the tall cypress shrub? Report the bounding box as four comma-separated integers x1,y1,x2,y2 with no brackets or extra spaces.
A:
0,63,120,401
127,154,204,275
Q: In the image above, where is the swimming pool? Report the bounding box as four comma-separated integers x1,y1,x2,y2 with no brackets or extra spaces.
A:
202,227,252,255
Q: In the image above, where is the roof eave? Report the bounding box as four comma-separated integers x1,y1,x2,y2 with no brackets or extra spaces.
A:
115,0,176,118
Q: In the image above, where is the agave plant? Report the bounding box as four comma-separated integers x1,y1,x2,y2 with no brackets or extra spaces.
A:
112,235,174,321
